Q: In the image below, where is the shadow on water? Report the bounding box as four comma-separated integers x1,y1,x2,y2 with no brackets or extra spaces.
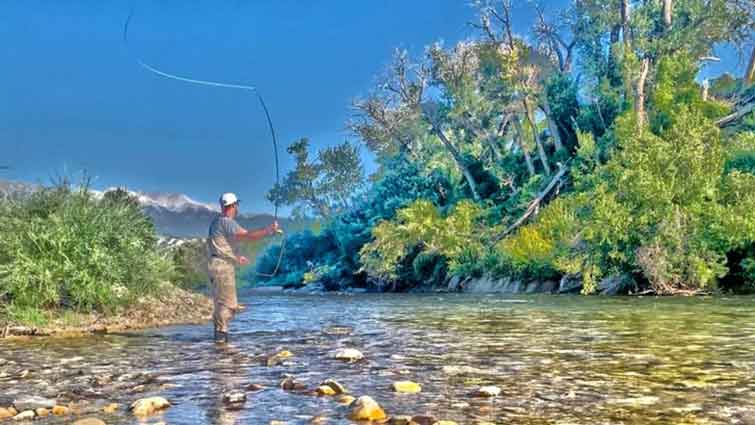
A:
2,293,755,424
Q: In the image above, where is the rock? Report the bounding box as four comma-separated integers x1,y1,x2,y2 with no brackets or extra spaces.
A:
52,405,69,416
598,274,635,295
316,385,337,396
446,275,462,292
472,386,502,397
433,422,458,425
310,416,328,424
130,397,170,417
348,396,387,421
12,410,35,421
223,391,246,404
320,379,347,394
410,415,437,425
0,408,14,419
391,381,422,393
102,403,119,414
280,377,307,392
390,416,418,425
246,383,265,391
333,348,364,362
72,419,107,425
34,408,49,417
558,274,583,294
13,396,55,412
265,350,294,367
335,395,355,405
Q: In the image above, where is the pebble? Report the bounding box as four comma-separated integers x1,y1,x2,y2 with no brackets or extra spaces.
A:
223,391,247,404
333,348,364,362
130,397,170,417
12,410,35,421
472,386,501,397
348,396,386,421
392,381,422,394
410,415,437,425
52,406,69,416
13,396,55,412
390,416,417,425
102,403,119,414
71,418,107,425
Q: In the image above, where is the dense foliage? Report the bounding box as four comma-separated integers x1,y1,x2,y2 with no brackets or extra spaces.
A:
257,1,755,295
0,184,171,315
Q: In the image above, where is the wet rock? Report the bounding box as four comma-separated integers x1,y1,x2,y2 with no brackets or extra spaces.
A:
348,396,386,421
72,419,106,425
335,395,355,406
102,403,119,414
310,416,328,424
315,386,337,396
320,379,347,394
0,408,14,419
598,274,635,295
51,406,69,416
130,397,170,417
280,377,307,392
472,386,501,397
13,396,55,411
12,410,35,421
390,415,418,425
246,383,265,392
34,408,49,417
223,391,247,404
265,350,294,367
391,381,422,394
558,274,582,294
410,415,437,425
333,348,364,362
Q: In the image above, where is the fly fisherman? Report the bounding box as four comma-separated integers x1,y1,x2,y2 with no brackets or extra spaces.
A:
208,193,278,344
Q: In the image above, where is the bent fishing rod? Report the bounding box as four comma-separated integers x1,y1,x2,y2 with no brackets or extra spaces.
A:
123,9,285,278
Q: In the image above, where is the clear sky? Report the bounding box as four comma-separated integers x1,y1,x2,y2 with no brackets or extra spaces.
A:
0,1,747,213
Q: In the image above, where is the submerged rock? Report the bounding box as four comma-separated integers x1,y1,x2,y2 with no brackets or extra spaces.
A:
433,421,458,425
12,410,35,421
391,381,422,394
410,415,437,425
389,415,417,425
246,383,265,392
265,350,294,367
348,396,386,421
223,391,246,404
130,397,170,417
34,408,49,417
315,385,337,396
13,396,55,412
280,377,307,392
320,379,347,395
333,348,364,362
102,403,119,414
472,386,502,397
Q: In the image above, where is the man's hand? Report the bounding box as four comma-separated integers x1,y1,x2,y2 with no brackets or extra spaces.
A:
237,255,250,266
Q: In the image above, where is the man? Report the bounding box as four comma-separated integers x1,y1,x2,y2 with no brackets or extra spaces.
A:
208,192,278,343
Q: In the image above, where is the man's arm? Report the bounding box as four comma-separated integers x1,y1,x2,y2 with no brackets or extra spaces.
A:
234,221,279,242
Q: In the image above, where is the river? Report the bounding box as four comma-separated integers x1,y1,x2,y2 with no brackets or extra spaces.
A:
2,292,755,424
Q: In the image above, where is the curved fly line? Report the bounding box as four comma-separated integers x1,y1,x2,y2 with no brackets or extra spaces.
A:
123,8,285,278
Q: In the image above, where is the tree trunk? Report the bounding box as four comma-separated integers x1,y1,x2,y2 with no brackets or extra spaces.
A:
662,0,672,28
746,46,755,85
702,79,709,101
432,127,481,201
513,116,536,177
621,0,631,46
524,98,552,176
540,101,564,152
635,57,651,128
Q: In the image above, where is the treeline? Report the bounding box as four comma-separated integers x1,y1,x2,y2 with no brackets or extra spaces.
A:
257,0,755,295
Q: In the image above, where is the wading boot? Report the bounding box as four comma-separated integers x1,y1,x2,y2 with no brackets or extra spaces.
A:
214,330,229,344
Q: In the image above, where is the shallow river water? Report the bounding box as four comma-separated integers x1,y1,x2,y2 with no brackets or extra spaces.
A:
3,292,755,424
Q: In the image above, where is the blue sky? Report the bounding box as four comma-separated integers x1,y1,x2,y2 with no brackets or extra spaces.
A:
0,1,748,213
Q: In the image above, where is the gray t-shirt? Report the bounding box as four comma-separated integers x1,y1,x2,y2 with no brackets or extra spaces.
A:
207,216,244,263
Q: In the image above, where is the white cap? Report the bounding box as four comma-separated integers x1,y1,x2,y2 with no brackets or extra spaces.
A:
219,192,240,207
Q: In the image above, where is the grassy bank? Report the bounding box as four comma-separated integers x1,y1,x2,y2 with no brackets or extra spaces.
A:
0,181,211,330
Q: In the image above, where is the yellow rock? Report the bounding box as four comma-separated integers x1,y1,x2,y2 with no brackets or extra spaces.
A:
335,395,356,406
51,406,69,416
316,385,337,396
103,403,119,414
391,381,422,394
348,396,387,421
130,397,170,417
35,408,49,417
320,379,347,394
12,410,35,421
0,408,14,419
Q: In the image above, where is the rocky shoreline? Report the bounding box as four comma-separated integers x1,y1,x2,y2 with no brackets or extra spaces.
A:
1,283,212,339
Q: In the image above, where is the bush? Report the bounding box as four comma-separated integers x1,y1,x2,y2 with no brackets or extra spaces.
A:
0,182,171,312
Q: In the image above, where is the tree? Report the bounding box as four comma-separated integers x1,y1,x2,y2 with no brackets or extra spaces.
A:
267,138,364,219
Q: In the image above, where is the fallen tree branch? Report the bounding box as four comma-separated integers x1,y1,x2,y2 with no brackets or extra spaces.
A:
492,164,570,243
717,100,755,127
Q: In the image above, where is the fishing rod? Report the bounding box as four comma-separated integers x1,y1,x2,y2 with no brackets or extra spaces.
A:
123,8,285,278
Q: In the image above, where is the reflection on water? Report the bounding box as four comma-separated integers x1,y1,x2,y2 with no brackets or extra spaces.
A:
2,293,755,424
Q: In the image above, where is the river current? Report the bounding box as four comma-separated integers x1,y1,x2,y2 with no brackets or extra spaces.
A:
2,292,755,424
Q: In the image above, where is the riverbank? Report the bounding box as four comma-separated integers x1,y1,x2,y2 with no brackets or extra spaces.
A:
1,283,212,339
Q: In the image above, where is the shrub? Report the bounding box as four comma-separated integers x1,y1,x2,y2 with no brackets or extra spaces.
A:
0,182,170,312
